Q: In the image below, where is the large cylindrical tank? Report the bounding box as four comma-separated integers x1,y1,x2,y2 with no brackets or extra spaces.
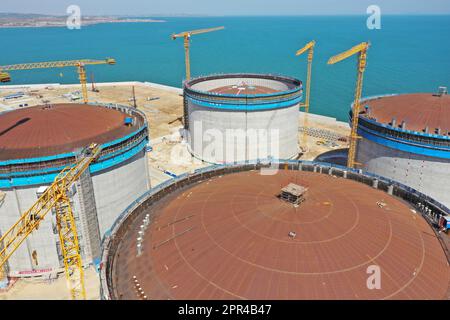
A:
183,74,303,163
0,103,150,277
354,92,450,208
100,161,450,300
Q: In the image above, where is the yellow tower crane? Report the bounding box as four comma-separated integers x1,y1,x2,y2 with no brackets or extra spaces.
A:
0,143,102,300
328,42,370,169
171,26,224,80
296,40,316,152
0,58,116,104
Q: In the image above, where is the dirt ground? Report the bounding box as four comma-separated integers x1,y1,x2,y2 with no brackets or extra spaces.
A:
0,266,99,300
298,112,349,160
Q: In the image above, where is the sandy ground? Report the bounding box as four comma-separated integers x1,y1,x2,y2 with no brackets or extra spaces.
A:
0,82,350,299
298,112,349,161
0,266,99,300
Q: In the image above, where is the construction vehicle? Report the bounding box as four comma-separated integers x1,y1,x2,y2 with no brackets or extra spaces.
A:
171,26,224,80
328,42,370,169
296,40,316,153
0,143,102,300
0,58,116,104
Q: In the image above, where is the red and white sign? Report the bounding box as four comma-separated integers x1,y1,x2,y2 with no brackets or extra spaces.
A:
9,268,55,277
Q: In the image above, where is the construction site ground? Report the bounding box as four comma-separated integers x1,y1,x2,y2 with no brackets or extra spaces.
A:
0,266,99,300
0,82,350,299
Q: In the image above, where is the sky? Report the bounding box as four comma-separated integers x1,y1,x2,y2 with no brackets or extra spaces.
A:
1,0,450,16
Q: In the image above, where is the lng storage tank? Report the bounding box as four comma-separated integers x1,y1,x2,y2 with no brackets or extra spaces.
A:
183,73,303,164
0,103,150,277
354,92,450,209
101,162,450,300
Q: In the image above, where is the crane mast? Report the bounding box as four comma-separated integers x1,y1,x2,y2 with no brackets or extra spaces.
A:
328,42,369,169
171,26,224,80
296,40,316,152
0,58,116,104
0,143,102,299
78,64,88,104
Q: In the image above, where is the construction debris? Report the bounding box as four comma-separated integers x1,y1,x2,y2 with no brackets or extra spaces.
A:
376,201,387,208
299,126,347,142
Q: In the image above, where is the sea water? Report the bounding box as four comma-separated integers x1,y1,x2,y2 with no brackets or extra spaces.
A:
0,15,449,121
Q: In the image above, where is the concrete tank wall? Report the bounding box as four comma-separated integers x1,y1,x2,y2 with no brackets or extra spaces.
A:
0,103,151,277
0,150,149,276
357,138,450,208
92,150,150,236
184,74,303,164
187,104,299,163
0,186,60,274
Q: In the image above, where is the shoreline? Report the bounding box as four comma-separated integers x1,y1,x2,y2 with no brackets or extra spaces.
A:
0,80,183,94
0,19,166,29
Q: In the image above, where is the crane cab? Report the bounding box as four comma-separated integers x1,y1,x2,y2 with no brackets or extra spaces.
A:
0,72,11,82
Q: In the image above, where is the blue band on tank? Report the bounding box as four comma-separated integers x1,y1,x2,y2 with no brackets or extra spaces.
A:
0,125,148,167
358,125,450,159
359,116,450,141
194,86,303,99
186,96,302,111
0,137,148,188
0,135,147,179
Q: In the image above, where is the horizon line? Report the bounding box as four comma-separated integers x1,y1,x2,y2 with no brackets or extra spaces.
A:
1,12,450,17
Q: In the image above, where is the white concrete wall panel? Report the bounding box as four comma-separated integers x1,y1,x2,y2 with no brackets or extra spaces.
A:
186,75,302,164
92,150,150,236
357,138,450,208
0,187,60,273
188,104,299,163
0,150,149,275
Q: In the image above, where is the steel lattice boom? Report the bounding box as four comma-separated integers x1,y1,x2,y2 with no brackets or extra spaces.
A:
0,143,102,299
0,58,116,103
171,26,224,80
296,40,316,152
328,42,370,168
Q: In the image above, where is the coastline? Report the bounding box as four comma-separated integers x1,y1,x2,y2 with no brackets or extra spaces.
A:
0,80,182,94
0,19,166,29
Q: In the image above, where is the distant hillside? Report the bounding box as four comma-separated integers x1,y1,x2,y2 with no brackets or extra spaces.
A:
0,13,62,18
0,12,165,28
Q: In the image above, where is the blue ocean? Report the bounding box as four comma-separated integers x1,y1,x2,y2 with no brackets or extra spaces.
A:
0,15,449,121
